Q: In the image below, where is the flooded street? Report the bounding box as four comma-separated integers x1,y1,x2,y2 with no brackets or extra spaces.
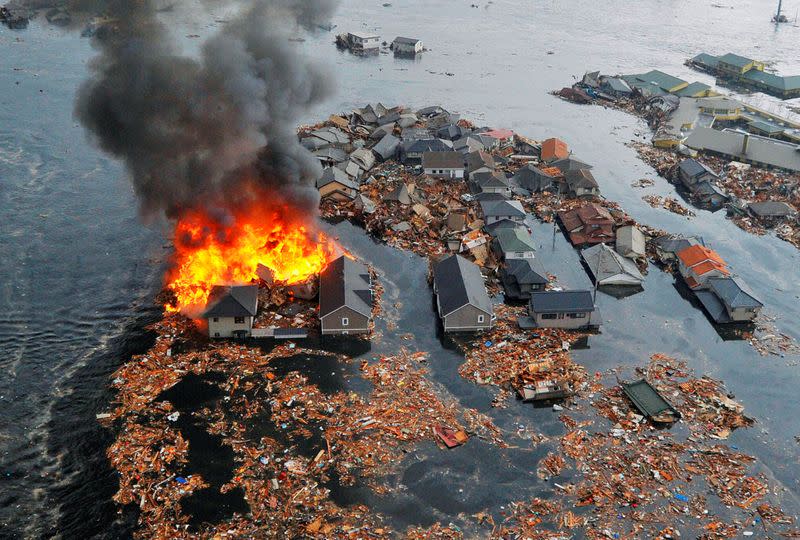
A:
2,0,800,536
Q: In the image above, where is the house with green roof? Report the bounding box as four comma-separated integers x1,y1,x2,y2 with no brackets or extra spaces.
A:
491,226,536,261
716,53,764,76
675,81,714,98
687,52,800,99
624,70,688,94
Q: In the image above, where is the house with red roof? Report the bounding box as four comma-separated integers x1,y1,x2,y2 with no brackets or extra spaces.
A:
558,203,615,246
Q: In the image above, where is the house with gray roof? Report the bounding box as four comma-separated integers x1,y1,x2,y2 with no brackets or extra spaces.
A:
653,235,705,263
581,243,644,287
422,151,465,179
684,128,800,172
466,150,495,176
402,138,452,163
473,171,511,196
317,167,359,201
500,259,548,300
454,135,485,155
372,133,400,161
392,36,424,54
492,226,536,261
203,284,259,339
512,164,560,193
747,200,796,222
479,199,526,224
565,169,600,197
695,276,763,324
678,158,717,188
432,255,494,332
319,256,373,335
528,290,599,329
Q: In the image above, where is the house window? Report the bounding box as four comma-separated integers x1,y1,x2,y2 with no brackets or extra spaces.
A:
214,332,220,337
557,313,566,319
342,317,349,326
541,313,557,320
477,314,485,323
568,312,587,319
234,317,245,324
213,317,219,322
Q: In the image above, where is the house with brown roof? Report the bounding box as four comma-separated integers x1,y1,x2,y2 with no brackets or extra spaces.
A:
676,245,730,289
540,137,569,163
558,203,615,246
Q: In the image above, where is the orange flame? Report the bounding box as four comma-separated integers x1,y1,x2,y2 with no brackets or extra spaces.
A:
165,194,337,315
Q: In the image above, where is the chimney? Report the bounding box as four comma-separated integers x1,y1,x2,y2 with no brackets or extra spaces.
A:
741,133,750,155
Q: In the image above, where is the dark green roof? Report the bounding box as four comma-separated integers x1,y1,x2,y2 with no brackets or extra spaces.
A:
718,52,754,68
692,53,719,69
675,81,711,97
622,380,680,421
742,69,800,91
748,120,784,135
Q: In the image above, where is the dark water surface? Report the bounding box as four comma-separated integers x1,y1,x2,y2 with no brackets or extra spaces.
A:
2,1,800,537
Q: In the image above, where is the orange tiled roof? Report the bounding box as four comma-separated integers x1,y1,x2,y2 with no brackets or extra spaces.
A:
676,245,726,268
691,260,730,277
541,138,569,162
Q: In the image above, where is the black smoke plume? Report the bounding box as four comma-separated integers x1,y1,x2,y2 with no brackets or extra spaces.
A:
19,0,339,218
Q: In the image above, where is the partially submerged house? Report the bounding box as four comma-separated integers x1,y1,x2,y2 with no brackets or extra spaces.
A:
512,164,560,193
392,36,423,54
385,182,412,205
694,276,763,323
500,258,547,300
581,243,644,287
747,200,797,224
317,167,359,201
676,244,730,289
344,32,380,52
492,226,536,261
565,169,600,198
319,256,373,335
653,235,705,263
616,225,646,259
203,285,259,339
528,290,599,330
676,159,728,208
432,254,494,332
622,380,680,424
558,203,615,246
480,199,526,225
422,151,465,179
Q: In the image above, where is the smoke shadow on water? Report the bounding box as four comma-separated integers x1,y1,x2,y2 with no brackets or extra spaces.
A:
45,308,162,539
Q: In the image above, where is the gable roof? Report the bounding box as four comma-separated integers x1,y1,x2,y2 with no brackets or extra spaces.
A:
504,258,548,286
675,81,712,97
203,285,259,318
530,290,594,313
692,260,730,277
480,199,525,218
477,171,510,189
317,167,357,189
466,150,495,172
679,158,717,179
405,138,452,154
581,243,644,285
654,235,705,254
480,128,514,140
393,36,421,45
566,168,598,189
552,156,592,172
718,52,753,68
540,138,569,162
707,277,763,309
494,227,536,253
748,200,796,217
433,255,492,316
676,244,726,268
319,256,372,318
423,151,464,169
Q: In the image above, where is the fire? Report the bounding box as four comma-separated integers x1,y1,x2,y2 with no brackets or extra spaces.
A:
165,195,337,315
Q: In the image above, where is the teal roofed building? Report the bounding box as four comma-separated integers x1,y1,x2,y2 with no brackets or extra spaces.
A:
691,53,720,71
675,81,713,97
626,70,689,93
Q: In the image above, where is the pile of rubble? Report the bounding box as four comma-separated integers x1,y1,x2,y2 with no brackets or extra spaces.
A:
457,304,592,406
642,194,696,217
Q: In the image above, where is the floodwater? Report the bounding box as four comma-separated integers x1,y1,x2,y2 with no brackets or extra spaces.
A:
2,0,800,536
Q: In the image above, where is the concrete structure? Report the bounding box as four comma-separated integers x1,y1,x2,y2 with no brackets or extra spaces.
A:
581,243,644,287
695,276,763,323
684,127,800,173
528,290,598,329
615,225,646,258
422,151,465,179
203,285,259,339
432,255,494,332
676,245,730,289
392,36,423,54
319,256,372,335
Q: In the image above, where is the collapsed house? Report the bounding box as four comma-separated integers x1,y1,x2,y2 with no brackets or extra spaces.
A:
581,243,645,287
558,203,615,246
